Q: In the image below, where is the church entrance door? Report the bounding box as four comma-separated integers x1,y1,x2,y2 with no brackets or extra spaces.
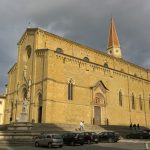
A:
94,106,101,125
38,93,42,123
38,106,42,123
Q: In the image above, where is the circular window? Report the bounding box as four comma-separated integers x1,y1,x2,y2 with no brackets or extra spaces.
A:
83,57,90,62
104,63,109,68
56,48,63,53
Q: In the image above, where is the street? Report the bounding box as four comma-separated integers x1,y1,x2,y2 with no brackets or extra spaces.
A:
0,142,149,150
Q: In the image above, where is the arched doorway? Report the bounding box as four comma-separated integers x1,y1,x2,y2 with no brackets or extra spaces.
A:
93,93,105,125
92,81,108,125
38,93,42,123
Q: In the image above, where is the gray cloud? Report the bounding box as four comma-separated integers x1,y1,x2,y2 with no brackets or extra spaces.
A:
0,0,150,92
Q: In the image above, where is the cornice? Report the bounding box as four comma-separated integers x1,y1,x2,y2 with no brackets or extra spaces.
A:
35,48,49,56
8,63,17,74
17,27,149,72
54,51,150,82
0,95,6,99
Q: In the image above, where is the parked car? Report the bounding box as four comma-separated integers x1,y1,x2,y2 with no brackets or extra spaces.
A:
62,132,84,146
143,129,150,138
80,132,99,144
34,133,63,148
98,131,120,143
126,130,149,139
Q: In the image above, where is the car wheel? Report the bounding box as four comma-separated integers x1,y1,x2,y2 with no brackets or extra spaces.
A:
126,135,130,139
35,142,39,147
48,142,52,148
71,141,75,146
87,140,91,144
80,143,84,146
59,145,63,148
140,136,143,139
108,138,113,143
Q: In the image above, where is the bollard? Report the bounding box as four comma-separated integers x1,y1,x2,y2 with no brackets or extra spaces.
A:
145,143,149,150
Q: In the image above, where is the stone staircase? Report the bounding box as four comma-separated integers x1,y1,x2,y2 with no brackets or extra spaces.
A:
32,123,106,133
0,123,149,145
0,123,106,145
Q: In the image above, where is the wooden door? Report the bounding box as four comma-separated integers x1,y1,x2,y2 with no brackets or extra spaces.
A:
38,106,42,123
94,106,101,125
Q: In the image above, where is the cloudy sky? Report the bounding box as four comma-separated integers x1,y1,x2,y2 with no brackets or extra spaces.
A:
0,0,150,93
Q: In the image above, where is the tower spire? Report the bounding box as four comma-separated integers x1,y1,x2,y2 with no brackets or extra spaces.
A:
107,17,122,58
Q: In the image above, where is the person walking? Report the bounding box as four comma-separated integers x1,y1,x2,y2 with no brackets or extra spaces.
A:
80,121,84,131
82,121,85,131
129,123,132,129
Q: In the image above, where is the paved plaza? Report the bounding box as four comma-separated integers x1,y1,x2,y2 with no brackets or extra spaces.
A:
0,140,150,150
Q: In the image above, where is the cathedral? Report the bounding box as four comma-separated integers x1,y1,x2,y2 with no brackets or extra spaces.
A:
4,18,150,127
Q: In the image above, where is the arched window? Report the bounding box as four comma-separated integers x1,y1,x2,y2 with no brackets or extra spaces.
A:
26,45,32,59
104,63,109,68
132,93,135,109
83,57,89,62
119,90,123,106
23,88,27,100
68,79,73,100
56,48,63,54
139,95,142,110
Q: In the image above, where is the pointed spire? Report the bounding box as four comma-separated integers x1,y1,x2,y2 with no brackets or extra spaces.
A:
107,17,120,49
107,17,122,58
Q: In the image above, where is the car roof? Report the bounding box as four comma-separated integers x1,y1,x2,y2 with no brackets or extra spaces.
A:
100,131,115,133
42,133,61,136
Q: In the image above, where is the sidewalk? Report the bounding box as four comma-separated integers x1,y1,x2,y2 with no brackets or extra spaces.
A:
119,139,150,143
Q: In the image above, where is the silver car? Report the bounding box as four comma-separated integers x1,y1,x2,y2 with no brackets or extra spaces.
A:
35,133,63,148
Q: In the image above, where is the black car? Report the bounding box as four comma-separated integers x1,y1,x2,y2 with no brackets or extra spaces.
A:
80,132,99,144
143,129,150,138
62,132,84,146
98,131,120,143
126,130,149,139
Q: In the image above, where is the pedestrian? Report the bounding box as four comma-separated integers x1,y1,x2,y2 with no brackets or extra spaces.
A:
82,121,85,131
133,124,136,130
79,121,83,130
137,123,140,129
129,123,132,129
80,121,84,131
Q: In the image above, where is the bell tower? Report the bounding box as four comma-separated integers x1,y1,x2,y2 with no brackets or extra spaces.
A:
107,17,122,58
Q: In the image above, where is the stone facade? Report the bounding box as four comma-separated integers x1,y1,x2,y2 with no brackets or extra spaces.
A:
0,95,6,124
4,23,150,127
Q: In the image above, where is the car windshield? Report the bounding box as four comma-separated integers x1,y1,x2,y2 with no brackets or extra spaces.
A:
52,134,62,139
65,133,77,137
91,132,96,135
99,132,104,135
